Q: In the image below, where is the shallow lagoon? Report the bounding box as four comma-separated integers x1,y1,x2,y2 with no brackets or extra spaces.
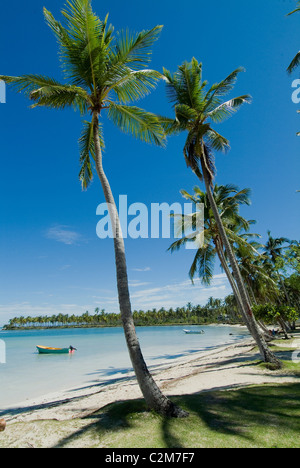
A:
0,325,248,408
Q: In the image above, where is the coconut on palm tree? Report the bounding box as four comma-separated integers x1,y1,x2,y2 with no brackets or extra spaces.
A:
162,59,281,367
0,0,187,417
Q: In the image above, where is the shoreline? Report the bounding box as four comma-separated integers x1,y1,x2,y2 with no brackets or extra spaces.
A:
2,333,298,425
1,334,299,448
1,322,243,331
1,335,250,420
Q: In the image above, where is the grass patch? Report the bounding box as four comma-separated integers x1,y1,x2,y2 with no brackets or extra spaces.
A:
51,383,300,448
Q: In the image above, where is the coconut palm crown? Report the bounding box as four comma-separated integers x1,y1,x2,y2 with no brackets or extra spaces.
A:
161,58,251,184
0,0,165,189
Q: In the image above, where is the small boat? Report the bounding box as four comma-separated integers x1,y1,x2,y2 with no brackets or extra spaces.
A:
183,329,205,335
36,345,76,355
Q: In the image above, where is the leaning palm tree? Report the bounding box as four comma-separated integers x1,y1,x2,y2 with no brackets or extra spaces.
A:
0,0,187,417
262,231,292,307
169,184,263,326
287,1,300,74
162,59,281,366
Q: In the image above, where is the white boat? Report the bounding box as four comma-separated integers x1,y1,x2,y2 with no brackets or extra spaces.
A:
183,329,205,335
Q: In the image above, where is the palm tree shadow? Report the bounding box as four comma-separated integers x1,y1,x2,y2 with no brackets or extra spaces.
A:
175,382,300,445
160,417,184,448
53,399,148,448
53,383,300,448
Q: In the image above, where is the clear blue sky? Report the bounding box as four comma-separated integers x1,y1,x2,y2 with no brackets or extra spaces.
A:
0,0,299,325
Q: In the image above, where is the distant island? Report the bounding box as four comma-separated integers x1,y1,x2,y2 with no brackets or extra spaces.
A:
2,296,240,330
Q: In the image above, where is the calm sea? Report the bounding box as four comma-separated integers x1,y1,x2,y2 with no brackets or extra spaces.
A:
0,325,248,409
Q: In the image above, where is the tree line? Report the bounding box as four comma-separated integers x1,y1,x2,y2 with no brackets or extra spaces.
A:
2,297,240,330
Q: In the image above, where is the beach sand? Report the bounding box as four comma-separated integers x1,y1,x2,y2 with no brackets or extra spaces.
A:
1,335,299,448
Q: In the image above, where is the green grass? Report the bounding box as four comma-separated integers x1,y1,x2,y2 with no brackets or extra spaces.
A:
50,383,300,448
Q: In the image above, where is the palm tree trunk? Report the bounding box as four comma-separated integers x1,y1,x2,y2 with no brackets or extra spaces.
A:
199,155,281,368
92,114,188,417
214,238,249,325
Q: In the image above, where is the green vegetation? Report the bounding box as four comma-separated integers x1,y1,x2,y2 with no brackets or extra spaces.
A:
2,296,240,330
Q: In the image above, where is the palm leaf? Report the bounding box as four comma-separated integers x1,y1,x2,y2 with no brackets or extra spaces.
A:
287,2,300,16
112,26,163,71
107,103,165,146
110,69,162,103
78,118,104,190
287,51,300,74
204,67,245,102
207,95,252,122
189,243,216,285
44,1,107,89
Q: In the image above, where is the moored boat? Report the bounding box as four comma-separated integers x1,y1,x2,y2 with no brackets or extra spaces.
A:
36,345,75,354
183,329,205,335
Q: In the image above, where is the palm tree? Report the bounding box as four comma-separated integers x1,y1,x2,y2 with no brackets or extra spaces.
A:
235,239,279,305
162,59,281,367
262,231,292,306
170,184,264,328
287,1,300,74
0,0,186,417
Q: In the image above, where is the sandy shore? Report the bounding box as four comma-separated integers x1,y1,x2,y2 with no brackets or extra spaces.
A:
1,335,299,448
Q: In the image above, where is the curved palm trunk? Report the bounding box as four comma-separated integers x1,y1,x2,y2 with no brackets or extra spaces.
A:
215,240,272,340
214,238,250,327
200,156,281,368
92,114,187,417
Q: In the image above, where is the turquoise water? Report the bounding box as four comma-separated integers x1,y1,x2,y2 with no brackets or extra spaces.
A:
0,325,248,409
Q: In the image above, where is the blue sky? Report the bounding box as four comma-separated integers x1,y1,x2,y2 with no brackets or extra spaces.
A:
0,0,299,325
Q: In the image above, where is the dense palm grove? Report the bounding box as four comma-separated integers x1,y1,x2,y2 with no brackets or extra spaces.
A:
3,297,238,330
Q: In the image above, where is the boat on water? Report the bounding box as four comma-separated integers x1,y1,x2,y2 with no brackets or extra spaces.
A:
36,345,76,355
183,329,205,335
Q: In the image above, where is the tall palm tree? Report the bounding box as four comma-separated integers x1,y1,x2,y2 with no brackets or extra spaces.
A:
287,1,300,74
0,0,186,417
162,59,281,367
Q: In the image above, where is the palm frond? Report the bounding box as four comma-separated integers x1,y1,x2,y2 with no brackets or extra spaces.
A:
205,129,230,153
108,103,166,146
204,67,245,102
287,51,300,74
189,243,216,285
111,26,163,71
0,74,89,112
78,118,104,190
287,2,300,16
111,69,162,103
174,103,198,126
157,115,182,136
44,1,109,89
207,95,252,122
163,59,204,109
